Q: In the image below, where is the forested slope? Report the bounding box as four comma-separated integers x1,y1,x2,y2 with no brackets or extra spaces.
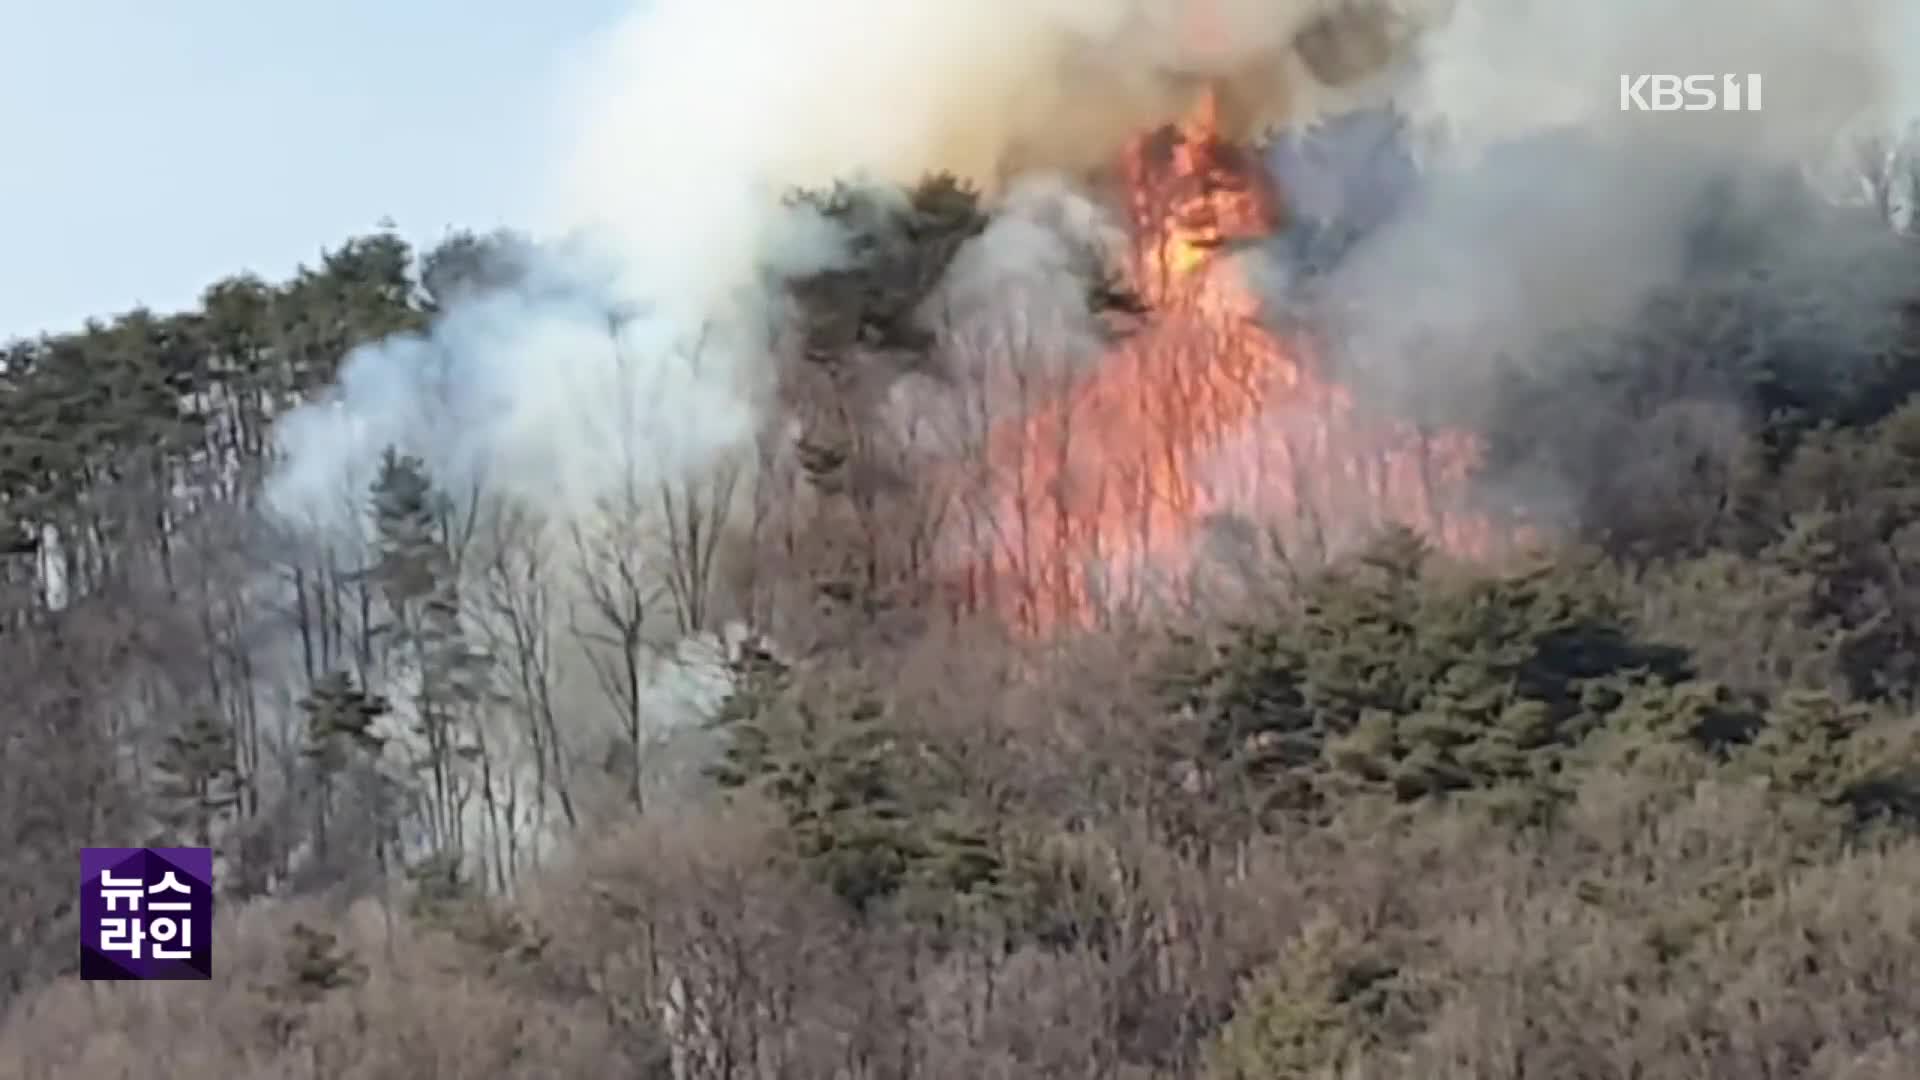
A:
4,172,1920,1077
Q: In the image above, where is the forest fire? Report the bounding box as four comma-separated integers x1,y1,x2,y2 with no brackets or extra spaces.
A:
960,88,1507,633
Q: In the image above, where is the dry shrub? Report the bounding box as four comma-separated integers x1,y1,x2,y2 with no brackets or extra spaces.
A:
526,802,866,1078
1208,768,1920,1079
1384,841,1920,1078
0,892,633,1079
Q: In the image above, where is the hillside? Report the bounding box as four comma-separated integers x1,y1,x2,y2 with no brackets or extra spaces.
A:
4,149,1920,1077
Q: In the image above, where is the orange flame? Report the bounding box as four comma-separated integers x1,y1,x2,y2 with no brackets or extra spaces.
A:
953,88,1510,634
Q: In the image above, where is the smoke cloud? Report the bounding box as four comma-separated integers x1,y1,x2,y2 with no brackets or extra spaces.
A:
266,0,1388,570
1297,0,1915,413
1403,0,1910,152
269,0,1918,539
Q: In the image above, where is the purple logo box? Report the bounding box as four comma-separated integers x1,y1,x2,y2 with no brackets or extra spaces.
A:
80,847,213,980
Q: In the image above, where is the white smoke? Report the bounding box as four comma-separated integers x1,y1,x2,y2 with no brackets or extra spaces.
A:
267,0,1920,532
1400,0,1910,154
1307,0,1917,408
265,248,777,538
270,0,1375,540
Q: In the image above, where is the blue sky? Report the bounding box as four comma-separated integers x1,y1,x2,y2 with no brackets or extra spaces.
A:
0,0,631,341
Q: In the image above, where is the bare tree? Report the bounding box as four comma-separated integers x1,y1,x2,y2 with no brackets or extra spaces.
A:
570,495,659,815
567,317,674,813
477,499,579,853
0,599,144,1007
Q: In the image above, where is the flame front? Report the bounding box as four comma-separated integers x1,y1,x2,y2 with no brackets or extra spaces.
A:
955,89,1508,633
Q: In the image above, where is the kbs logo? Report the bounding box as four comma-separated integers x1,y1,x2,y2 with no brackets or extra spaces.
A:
1619,74,1762,112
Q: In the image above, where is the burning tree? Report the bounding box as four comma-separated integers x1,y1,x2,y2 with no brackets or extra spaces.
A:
947,86,1515,634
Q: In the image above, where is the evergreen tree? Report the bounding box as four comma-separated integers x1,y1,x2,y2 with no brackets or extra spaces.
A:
152,710,241,847
368,448,494,862
710,651,1010,917
1163,528,1701,825
299,669,392,872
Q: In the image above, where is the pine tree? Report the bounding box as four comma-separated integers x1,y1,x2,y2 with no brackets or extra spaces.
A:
368,448,493,862
279,921,366,1002
1165,529,1707,824
299,669,391,869
710,653,1010,916
706,638,792,789
764,695,917,912
152,711,241,847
